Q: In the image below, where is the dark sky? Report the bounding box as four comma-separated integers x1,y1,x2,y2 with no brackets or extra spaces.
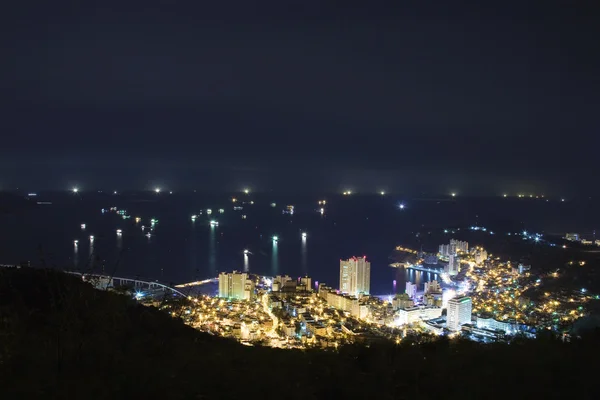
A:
2,1,599,194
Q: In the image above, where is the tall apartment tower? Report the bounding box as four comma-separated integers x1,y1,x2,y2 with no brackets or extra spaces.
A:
339,256,371,296
450,239,469,253
219,271,255,300
447,255,459,276
447,296,472,331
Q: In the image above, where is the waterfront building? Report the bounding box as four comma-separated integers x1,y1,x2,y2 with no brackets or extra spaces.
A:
423,254,438,265
565,233,580,241
218,271,255,300
405,282,417,299
339,256,370,295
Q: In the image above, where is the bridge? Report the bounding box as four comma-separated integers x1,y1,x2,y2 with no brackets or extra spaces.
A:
66,271,188,297
389,262,443,274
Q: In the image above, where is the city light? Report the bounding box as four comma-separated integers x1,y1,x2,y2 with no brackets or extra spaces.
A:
380,191,385,195
398,203,405,210
244,188,250,194
302,232,307,239
244,249,249,255
89,235,94,241
72,187,79,193
154,188,161,193
272,236,278,242
451,192,456,197
116,229,122,234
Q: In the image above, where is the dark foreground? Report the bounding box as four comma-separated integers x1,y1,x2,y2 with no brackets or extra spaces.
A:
0,268,598,399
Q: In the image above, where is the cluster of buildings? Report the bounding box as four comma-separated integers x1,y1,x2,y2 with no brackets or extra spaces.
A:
168,238,598,348
565,232,600,246
436,239,489,276
218,271,255,300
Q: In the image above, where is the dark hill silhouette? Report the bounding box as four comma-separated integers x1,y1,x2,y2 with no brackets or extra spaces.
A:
0,268,597,399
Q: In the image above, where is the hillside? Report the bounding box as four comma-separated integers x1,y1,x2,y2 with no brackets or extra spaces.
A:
0,268,597,399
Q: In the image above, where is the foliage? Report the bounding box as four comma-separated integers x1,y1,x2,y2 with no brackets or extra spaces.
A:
0,268,598,399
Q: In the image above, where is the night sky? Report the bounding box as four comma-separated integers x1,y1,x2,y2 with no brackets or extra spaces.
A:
2,1,599,194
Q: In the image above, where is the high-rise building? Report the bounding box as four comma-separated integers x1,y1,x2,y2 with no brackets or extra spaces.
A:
339,256,370,295
424,280,441,294
447,296,472,331
474,249,488,265
450,239,469,253
300,276,312,291
439,244,450,257
218,271,255,300
405,282,417,299
447,255,459,276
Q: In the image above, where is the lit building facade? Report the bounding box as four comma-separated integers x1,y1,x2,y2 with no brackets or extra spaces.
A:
218,271,255,300
424,280,441,294
565,233,580,241
447,255,459,276
474,249,488,265
339,256,370,295
396,306,442,326
475,315,515,334
450,239,469,253
325,290,369,319
405,282,417,299
447,296,472,331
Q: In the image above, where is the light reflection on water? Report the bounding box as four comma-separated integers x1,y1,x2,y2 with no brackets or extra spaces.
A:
208,225,216,276
271,240,278,275
301,236,307,275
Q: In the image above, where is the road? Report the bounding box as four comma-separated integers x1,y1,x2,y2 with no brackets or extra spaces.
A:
261,293,279,337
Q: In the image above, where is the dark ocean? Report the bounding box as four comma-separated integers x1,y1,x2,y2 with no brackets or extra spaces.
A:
1,192,598,295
